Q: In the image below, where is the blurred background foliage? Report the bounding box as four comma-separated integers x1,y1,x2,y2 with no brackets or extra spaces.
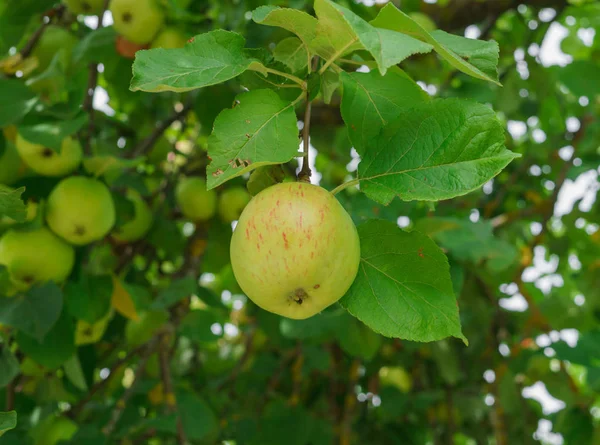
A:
0,0,599,444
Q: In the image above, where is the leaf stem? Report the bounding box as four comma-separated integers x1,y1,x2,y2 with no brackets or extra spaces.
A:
261,67,307,90
330,178,360,195
319,39,357,75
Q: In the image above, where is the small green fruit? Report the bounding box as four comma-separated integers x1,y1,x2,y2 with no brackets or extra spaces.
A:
175,177,217,221
231,182,360,319
63,0,105,15
46,176,116,245
0,227,75,290
110,0,165,45
0,143,25,185
150,28,188,49
32,26,78,72
218,186,251,223
16,134,82,177
112,190,153,242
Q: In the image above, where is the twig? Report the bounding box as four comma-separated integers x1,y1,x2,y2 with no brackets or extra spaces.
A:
298,93,313,182
158,332,188,445
20,5,66,59
445,386,456,445
82,0,111,155
339,359,361,445
130,100,194,158
102,336,161,437
5,379,15,411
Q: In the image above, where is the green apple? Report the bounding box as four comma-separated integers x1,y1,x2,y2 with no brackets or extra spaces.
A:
112,189,153,242
0,227,75,290
32,26,78,72
175,177,217,221
16,134,82,177
218,186,251,223
230,182,360,319
151,28,188,49
110,0,165,45
0,142,25,185
46,176,116,245
63,0,105,15
30,414,77,445
379,366,413,393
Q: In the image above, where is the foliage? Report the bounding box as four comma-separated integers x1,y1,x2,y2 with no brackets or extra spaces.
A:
0,0,599,444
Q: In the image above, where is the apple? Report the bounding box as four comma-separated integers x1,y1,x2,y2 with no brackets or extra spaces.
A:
115,35,148,59
32,26,78,73
112,189,153,242
175,177,217,221
0,227,75,291
379,366,413,393
218,187,251,223
46,176,116,245
110,0,165,45
150,28,188,49
63,0,105,15
0,142,25,185
230,182,360,319
16,134,82,177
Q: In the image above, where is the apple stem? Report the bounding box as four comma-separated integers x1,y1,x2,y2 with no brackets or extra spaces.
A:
330,178,360,196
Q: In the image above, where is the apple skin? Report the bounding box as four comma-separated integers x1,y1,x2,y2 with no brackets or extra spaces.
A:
46,176,116,245
32,26,78,72
0,142,25,185
63,0,105,15
110,0,165,45
0,227,75,291
175,177,217,222
16,134,82,177
218,187,251,223
230,182,360,319
150,28,188,49
115,35,148,59
112,190,153,242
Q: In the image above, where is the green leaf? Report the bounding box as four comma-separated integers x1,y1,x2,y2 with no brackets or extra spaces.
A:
16,309,75,369
320,69,339,104
0,0,55,53
0,80,36,126
0,411,17,436
252,6,317,52
63,354,88,391
177,392,219,441
0,186,27,222
83,155,144,178
371,4,500,84
554,60,600,97
65,275,113,324
0,283,63,341
130,30,265,93
180,309,224,343
312,0,433,75
207,89,301,189
0,347,19,388
152,277,197,309
247,165,285,196
72,27,117,66
273,37,309,73
334,314,382,360
340,68,428,155
340,220,466,343
17,114,88,152
357,99,518,204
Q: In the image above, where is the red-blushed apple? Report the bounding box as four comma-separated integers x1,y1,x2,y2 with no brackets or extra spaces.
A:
110,0,164,45
230,182,360,319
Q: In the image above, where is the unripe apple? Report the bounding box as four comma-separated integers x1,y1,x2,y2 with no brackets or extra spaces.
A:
218,186,251,223
63,0,105,15
230,182,360,319
0,142,25,185
32,26,78,72
110,0,165,45
16,134,82,177
0,227,75,291
175,177,217,221
46,176,116,245
150,28,188,49
112,190,153,242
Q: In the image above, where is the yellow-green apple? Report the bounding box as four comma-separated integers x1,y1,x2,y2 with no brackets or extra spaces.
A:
32,26,78,72
0,227,75,290
230,182,360,319
16,134,82,177
46,176,116,245
112,189,153,242
0,143,25,185
110,0,165,45
175,177,217,221
63,0,105,15
150,28,188,49
218,186,251,223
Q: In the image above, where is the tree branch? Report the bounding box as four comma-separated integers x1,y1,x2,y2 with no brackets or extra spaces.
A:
298,93,313,183
19,5,67,59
